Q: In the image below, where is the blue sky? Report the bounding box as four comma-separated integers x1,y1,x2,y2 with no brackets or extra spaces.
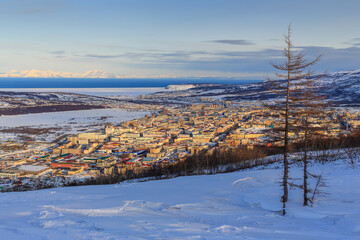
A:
0,0,360,78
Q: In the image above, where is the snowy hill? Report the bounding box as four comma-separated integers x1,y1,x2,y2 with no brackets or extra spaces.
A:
1,157,360,239
148,70,360,107
165,84,196,90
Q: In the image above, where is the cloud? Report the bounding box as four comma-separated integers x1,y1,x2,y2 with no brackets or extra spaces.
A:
88,44,124,49
50,50,66,55
112,49,283,74
84,54,123,59
343,37,360,46
82,51,209,61
78,46,360,77
298,46,360,70
209,40,254,45
79,48,284,75
268,38,281,42
351,38,360,46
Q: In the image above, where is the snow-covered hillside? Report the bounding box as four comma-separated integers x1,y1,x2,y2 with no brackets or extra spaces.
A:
165,84,196,90
0,158,359,239
147,70,360,107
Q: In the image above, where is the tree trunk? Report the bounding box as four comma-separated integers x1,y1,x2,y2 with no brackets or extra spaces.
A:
282,27,291,215
303,129,308,206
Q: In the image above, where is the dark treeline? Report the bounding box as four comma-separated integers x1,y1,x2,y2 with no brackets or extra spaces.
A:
77,146,273,186
292,129,360,151
2,146,275,192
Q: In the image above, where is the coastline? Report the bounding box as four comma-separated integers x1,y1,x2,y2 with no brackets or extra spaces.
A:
0,88,154,140
0,104,105,116
0,87,166,97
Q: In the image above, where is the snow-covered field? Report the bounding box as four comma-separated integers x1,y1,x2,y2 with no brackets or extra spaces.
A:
0,159,359,239
0,88,156,140
0,109,149,141
165,84,195,90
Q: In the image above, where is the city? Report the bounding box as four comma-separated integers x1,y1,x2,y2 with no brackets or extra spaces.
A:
1,1,360,239
1,100,359,190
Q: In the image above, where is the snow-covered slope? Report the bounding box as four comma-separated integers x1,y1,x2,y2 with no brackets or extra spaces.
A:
1,158,359,239
165,84,220,91
165,84,196,90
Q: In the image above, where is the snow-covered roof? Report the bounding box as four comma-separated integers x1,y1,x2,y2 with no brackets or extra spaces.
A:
18,165,49,172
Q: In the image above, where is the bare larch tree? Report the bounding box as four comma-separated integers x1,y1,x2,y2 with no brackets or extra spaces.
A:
266,25,320,215
291,70,327,206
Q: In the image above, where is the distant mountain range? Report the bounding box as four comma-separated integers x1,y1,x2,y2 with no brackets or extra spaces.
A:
0,69,184,79
0,69,121,78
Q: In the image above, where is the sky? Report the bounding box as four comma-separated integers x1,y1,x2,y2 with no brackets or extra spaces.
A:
0,0,360,79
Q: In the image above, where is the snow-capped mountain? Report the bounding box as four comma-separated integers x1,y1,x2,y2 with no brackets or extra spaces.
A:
149,70,360,107
0,69,121,78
